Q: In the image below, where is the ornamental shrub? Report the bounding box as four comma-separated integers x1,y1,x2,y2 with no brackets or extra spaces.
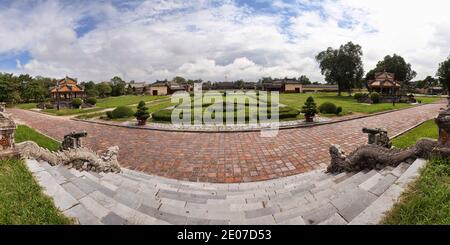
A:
370,92,380,104
85,97,97,105
301,96,318,117
107,106,134,119
318,102,337,114
71,98,82,108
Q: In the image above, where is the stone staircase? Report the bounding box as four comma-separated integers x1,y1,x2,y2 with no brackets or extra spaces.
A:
25,158,427,225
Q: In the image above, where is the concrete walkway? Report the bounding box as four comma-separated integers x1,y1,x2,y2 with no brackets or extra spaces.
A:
26,158,427,225
9,102,444,183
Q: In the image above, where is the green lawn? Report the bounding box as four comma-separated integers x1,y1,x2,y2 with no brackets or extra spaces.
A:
392,120,438,149
43,107,104,116
96,95,167,108
14,103,37,109
279,93,441,117
15,125,61,152
383,119,449,224
1,125,70,224
382,157,450,225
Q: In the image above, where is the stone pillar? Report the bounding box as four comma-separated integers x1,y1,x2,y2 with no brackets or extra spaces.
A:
0,112,18,159
435,107,450,146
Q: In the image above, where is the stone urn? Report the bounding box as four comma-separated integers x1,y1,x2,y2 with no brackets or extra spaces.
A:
137,119,147,126
305,114,315,123
0,112,18,159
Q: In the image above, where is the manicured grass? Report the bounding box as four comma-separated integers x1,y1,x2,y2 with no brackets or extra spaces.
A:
415,96,444,104
383,118,449,224
280,93,408,116
43,107,104,116
279,93,442,117
14,103,37,109
0,158,73,224
96,95,167,108
15,125,61,152
392,120,438,149
381,157,450,225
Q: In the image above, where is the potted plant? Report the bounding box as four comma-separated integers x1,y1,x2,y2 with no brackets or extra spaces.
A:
134,101,150,125
301,96,318,123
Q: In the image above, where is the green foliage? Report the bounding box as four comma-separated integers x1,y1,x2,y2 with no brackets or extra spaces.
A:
353,92,368,100
85,97,97,105
298,75,311,85
96,82,112,97
370,92,380,104
336,106,343,115
437,55,450,95
110,76,126,96
278,107,301,119
134,101,150,122
316,42,364,95
318,102,338,114
365,54,417,82
107,106,134,119
151,109,173,122
71,98,82,108
0,158,72,224
81,81,99,97
301,96,318,117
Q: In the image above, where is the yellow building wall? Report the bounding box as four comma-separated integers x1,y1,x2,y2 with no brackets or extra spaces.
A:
149,86,168,95
284,84,303,93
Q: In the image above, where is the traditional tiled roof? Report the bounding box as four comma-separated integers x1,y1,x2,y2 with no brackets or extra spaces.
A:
369,72,401,88
50,76,84,93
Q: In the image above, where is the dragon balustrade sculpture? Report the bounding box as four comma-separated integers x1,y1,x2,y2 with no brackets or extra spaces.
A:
327,104,450,173
0,110,121,173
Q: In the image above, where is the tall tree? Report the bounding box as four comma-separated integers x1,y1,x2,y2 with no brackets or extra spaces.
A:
110,76,126,96
316,42,364,96
365,54,417,85
416,76,438,89
97,82,112,98
437,55,450,96
173,76,186,84
22,80,46,102
0,73,20,103
298,75,311,85
81,81,98,97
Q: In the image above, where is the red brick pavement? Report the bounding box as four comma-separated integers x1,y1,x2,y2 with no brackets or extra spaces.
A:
9,103,445,183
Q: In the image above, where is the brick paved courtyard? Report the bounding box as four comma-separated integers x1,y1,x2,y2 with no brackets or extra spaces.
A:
9,102,445,183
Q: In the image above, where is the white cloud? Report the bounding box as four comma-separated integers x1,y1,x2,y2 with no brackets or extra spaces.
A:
1,0,450,82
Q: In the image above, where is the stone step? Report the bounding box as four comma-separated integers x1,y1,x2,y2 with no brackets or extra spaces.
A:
348,159,427,225
26,158,425,225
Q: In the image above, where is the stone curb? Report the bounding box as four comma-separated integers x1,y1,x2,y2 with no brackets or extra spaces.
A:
69,102,443,134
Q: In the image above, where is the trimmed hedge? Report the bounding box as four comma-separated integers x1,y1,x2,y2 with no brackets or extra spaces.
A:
354,93,368,100
151,106,300,123
106,106,134,119
85,97,97,105
319,102,337,114
370,92,380,104
71,98,82,108
151,109,173,122
318,102,342,115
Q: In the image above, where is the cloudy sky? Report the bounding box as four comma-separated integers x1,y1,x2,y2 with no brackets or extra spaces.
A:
0,0,449,83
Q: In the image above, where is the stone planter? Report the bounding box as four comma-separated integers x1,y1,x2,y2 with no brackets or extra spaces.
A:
305,115,315,123
137,119,147,126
